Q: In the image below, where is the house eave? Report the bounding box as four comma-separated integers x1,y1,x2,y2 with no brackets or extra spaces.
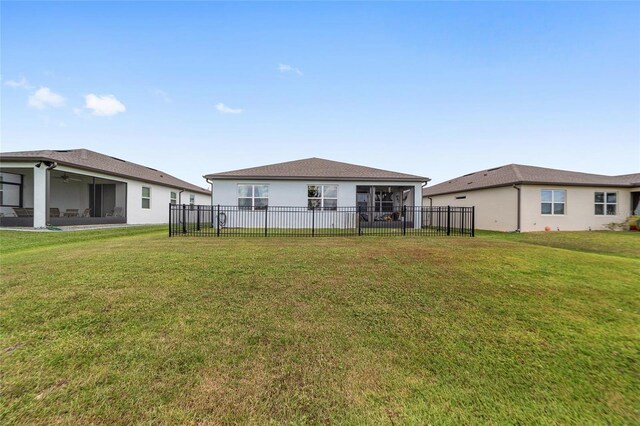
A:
204,175,428,183
1,156,210,195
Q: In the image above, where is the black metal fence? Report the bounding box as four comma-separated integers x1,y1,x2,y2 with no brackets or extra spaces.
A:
169,205,474,237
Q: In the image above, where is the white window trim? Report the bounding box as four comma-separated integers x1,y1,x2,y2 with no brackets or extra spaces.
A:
541,189,566,216
307,184,338,210
237,184,269,210
170,191,177,205
189,194,195,205
142,186,151,209
594,191,617,216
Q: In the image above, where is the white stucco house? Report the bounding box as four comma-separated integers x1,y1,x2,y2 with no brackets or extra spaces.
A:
203,157,428,229
423,164,640,232
0,148,210,228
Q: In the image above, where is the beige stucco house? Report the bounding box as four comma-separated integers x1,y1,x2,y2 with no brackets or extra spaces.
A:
422,164,640,232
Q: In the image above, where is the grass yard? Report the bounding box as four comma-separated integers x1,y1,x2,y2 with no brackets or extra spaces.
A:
1,228,638,424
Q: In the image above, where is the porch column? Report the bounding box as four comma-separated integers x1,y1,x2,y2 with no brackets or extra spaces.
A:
414,184,422,228
33,165,48,228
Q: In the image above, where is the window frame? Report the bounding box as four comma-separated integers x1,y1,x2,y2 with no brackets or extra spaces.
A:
540,189,566,216
170,191,177,205
189,194,195,205
142,186,151,209
307,184,338,211
594,191,617,216
237,184,269,210
0,172,23,208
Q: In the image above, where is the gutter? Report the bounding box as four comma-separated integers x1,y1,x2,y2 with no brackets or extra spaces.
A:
513,184,521,232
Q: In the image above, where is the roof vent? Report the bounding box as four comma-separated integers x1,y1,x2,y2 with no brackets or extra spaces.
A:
146,167,158,172
55,150,71,153
487,167,501,172
462,172,474,177
110,156,126,162
467,181,473,184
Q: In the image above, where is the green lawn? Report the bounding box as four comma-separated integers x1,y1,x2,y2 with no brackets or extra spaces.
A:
1,228,638,424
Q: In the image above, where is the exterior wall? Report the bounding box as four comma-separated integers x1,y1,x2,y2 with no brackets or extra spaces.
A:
424,186,518,232
211,179,423,208
520,185,632,232
423,184,634,232
210,179,423,229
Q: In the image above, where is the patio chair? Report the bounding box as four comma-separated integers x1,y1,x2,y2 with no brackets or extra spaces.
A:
63,209,79,217
50,208,61,217
14,208,29,217
107,207,123,217
82,208,91,217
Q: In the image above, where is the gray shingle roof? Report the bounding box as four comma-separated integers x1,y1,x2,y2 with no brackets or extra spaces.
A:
0,149,210,194
423,164,640,197
205,157,428,182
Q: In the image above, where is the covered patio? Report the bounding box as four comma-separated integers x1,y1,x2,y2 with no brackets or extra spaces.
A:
0,165,127,228
356,185,417,227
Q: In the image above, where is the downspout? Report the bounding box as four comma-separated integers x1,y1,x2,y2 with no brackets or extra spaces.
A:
513,184,521,232
205,178,214,206
178,189,184,205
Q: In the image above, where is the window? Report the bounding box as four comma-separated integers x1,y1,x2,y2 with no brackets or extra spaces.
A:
0,172,22,207
170,191,177,204
308,185,338,210
238,184,268,210
595,192,616,215
189,194,195,205
541,190,565,215
142,186,151,209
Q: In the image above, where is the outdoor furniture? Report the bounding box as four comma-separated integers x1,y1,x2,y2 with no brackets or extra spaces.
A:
14,208,34,217
50,208,61,217
106,207,124,217
63,209,79,217
82,208,91,217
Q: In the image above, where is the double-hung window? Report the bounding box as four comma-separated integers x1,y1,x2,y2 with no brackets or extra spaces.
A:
170,191,177,204
595,192,616,215
142,187,151,209
541,190,565,215
308,185,338,210
238,184,268,210
189,194,195,205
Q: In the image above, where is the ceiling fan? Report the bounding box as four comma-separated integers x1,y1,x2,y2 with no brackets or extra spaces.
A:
54,173,82,183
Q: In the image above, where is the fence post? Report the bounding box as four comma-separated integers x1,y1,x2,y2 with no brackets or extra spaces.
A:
169,203,172,237
402,205,407,236
357,206,362,236
460,207,464,236
446,205,451,236
471,206,475,237
264,207,268,237
216,204,220,237
196,205,201,231
312,206,315,237
182,204,187,234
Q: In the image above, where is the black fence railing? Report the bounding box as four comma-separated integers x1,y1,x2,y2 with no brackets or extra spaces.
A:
169,204,474,237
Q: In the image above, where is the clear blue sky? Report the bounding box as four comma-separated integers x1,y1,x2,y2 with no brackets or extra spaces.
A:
1,1,639,187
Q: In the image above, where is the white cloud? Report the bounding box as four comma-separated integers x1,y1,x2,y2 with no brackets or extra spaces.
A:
84,94,126,116
28,87,66,109
5,77,34,89
151,88,172,103
215,102,243,114
278,63,303,76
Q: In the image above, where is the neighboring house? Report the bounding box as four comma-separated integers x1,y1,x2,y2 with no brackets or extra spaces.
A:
0,148,210,228
422,164,640,232
204,157,428,228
